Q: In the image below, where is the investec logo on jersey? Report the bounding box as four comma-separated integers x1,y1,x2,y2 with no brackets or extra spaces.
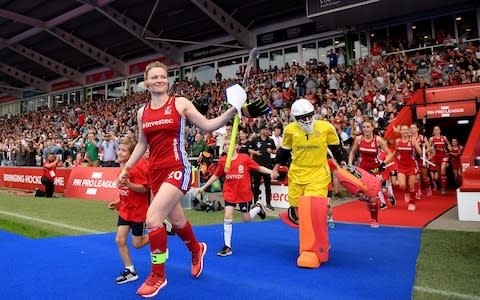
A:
225,174,243,180
143,118,174,129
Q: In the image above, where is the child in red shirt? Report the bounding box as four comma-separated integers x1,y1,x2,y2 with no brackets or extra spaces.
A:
108,137,149,284
198,134,272,257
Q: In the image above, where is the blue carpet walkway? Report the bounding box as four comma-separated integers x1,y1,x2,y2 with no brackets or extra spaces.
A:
0,220,421,299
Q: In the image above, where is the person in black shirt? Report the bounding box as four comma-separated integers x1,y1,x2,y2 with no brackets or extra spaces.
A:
249,125,276,210
25,141,37,166
295,70,306,97
238,129,250,154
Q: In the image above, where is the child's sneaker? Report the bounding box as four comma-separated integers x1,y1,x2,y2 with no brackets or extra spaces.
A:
216,245,232,257
254,202,266,220
115,268,138,284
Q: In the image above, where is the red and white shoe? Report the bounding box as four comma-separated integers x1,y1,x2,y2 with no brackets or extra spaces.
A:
415,192,421,201
370,220,379,228
408,204,416,211
192,242,207,278
136,273,167,298
426,187,432,197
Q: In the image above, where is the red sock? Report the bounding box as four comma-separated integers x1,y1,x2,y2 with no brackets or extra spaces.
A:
440,175,447,189
148,226,167,277
367,201,379,221
173,221,200,253
409,191,416,205
423,177,431,190
415,180,420,194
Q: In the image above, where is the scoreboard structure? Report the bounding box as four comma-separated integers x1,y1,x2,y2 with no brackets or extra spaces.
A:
306,0,380,18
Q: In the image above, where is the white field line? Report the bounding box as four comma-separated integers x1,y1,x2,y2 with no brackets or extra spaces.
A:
414,286,480,300
0,210,102,234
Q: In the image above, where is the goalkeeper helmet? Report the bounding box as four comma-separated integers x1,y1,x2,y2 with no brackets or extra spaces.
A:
291,99,315,134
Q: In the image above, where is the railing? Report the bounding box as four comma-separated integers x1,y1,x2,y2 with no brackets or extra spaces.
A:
350,37,480,65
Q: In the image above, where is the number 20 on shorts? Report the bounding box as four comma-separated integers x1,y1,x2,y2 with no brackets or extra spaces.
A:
168,171,183,180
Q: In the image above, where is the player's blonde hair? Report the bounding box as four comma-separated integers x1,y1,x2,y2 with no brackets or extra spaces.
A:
144,61,168,80
362,119,375,127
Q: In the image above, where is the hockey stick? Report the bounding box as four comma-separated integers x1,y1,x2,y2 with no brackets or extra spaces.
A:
225,48,259,171
421,157,436,167
368,162,394,174
420,116,436,167
422,138,427,167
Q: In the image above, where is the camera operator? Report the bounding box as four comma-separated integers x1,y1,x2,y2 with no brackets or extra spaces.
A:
57,140,73,163
98,131,119,167
35,152,62,198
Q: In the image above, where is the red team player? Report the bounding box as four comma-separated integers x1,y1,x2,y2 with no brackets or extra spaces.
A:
348,120,393,228
117,61,266,297
378,149,397,209
198,135,271,257
429,126,452,195
449,138,463,187
394,125,422,211
410,123,432,198
108,137,149,284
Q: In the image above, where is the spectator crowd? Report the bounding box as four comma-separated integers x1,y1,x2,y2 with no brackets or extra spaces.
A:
0,40,478,168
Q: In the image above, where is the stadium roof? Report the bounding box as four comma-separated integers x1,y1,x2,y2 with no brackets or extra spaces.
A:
0,0,477,95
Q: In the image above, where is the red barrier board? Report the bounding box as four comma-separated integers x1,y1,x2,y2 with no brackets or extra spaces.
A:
425,83,480,103
0,167,71,193
64,167,120,202
2,166,201,202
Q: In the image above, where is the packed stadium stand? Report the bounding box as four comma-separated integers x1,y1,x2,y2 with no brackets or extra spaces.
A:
0,0,479,187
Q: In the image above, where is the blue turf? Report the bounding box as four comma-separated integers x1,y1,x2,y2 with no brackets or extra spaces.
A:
0,221,421,300
0,229,27,243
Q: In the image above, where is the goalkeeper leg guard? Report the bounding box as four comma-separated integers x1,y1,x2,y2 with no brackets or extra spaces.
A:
297,196,329,268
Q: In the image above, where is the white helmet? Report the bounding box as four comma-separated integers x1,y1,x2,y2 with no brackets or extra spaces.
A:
291,99,315,133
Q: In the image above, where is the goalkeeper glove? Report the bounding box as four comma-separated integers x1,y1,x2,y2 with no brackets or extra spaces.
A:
244,99,268,117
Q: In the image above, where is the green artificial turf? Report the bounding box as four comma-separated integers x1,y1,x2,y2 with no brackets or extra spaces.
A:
414,229,480,299
0,192,272,237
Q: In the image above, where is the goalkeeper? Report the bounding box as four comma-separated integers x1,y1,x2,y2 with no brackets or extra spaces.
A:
271,99,347,269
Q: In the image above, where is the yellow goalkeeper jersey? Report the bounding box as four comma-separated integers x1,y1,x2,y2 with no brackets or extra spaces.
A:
282,120,340,185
